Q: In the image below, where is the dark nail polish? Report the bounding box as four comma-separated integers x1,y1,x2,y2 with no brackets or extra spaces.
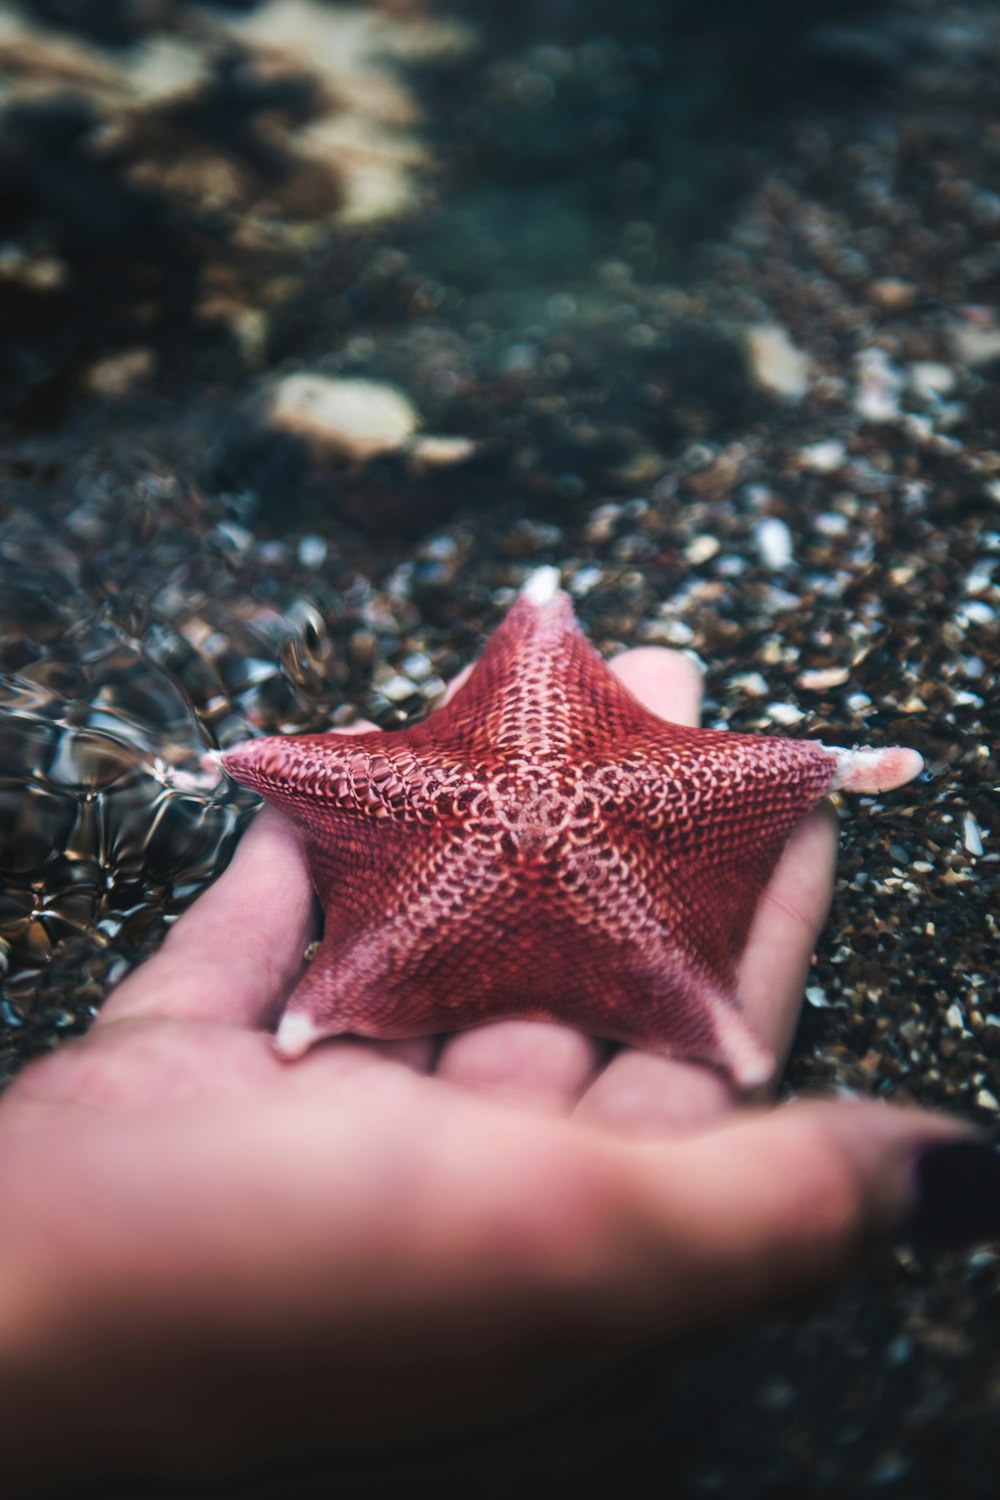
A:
904,1141,1000,1250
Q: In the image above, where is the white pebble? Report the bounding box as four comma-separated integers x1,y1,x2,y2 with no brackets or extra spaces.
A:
745,323,812,400
377,673,418,704
569,566,603,596
909,361,956,399
765,702,805,726
755,517,794,570
949,319,1000,369
685,534,720,565
814,511,850,537
797,665,850,691
297,534,327,569
730,671,769,698
963,813,984,857
976,1089,1000,1112
800,439,846,473
855,347,904,423
269,375,418,460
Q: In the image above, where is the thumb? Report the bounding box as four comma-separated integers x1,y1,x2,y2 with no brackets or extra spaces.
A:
624,1100,997,1335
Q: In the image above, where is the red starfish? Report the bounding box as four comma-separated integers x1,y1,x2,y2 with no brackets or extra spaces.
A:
221,569,922,1088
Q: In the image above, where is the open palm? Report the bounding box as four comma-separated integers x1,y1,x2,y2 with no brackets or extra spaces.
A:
0,647,969,1484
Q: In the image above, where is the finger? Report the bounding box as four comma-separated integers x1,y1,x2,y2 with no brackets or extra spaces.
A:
610,646,703,727
332,719,379,735
738,800,839,1073
618,1101,982,1336
575,1050,736,1138
98,808,315,1032
439,663,473,706
436,1021,603,1114
575,797,839,1139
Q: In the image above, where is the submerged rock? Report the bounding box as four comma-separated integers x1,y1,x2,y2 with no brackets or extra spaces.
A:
267,374,420,462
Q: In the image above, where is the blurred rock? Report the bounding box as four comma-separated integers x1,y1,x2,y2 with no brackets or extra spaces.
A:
744,323,812,400
267,374,419,461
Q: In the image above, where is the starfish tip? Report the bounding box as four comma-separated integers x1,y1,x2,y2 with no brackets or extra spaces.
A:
216,740,264,784
273,1010,324,1060
827,743,924,794
520,565,563,605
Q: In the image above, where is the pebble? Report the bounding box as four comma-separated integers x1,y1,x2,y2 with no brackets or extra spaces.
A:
730,671,769,697
268,374,419,460
569,566,603,595
869,278,917,312
408,435,477,468
744,323,812,400
909,361,957,400
85,347,155,399
685,534,720,565
754,517,793,570
297,534,328,569
799,440,847,474
765,702,805,726
855,347,904,423
797,665,850,691
948,317,1000,368
963,813,984,857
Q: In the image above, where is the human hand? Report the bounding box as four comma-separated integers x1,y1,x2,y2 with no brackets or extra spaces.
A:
0,648,990,1485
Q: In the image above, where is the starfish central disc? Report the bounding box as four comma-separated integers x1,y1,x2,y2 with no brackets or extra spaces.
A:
221,574,922,1088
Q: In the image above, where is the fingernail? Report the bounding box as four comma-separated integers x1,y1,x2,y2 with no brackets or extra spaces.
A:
903,1141,1000,1249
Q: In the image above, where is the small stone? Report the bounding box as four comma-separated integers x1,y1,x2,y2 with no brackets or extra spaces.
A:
408,435,478,468
685,535,720,565
400,652,432,681
909,362,957,400
799,439,847,474
797,666,850,691
765,702,805,726
268,375,419,460
963,813,984,857
569,566,603,596
949,317,1000,369
744,323,812,400
375,673,418,704
976,1089,1000,1112
730,672,769,698
297,534,328,569
754,517,794,570
856,347,903,422
869,278,917,312
85,347,156,399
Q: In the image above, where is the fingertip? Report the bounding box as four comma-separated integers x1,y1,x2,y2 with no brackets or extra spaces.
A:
97,805,317,1031
737,800,840,1070
610,647,704,728
575,1051,735,1138
436,1020,602,1114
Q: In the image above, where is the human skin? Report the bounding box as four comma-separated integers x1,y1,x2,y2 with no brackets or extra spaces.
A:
0,647,974,1485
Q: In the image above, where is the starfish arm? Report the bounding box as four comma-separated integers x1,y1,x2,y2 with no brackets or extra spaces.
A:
275,826,512,1053
420,588,661,762
554,833,776,1087
219,731,468,829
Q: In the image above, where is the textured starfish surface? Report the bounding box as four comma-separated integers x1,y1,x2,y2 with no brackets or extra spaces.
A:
221,569,922,1088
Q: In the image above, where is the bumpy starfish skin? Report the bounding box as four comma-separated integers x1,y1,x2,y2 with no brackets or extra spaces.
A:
221,570,922,1088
